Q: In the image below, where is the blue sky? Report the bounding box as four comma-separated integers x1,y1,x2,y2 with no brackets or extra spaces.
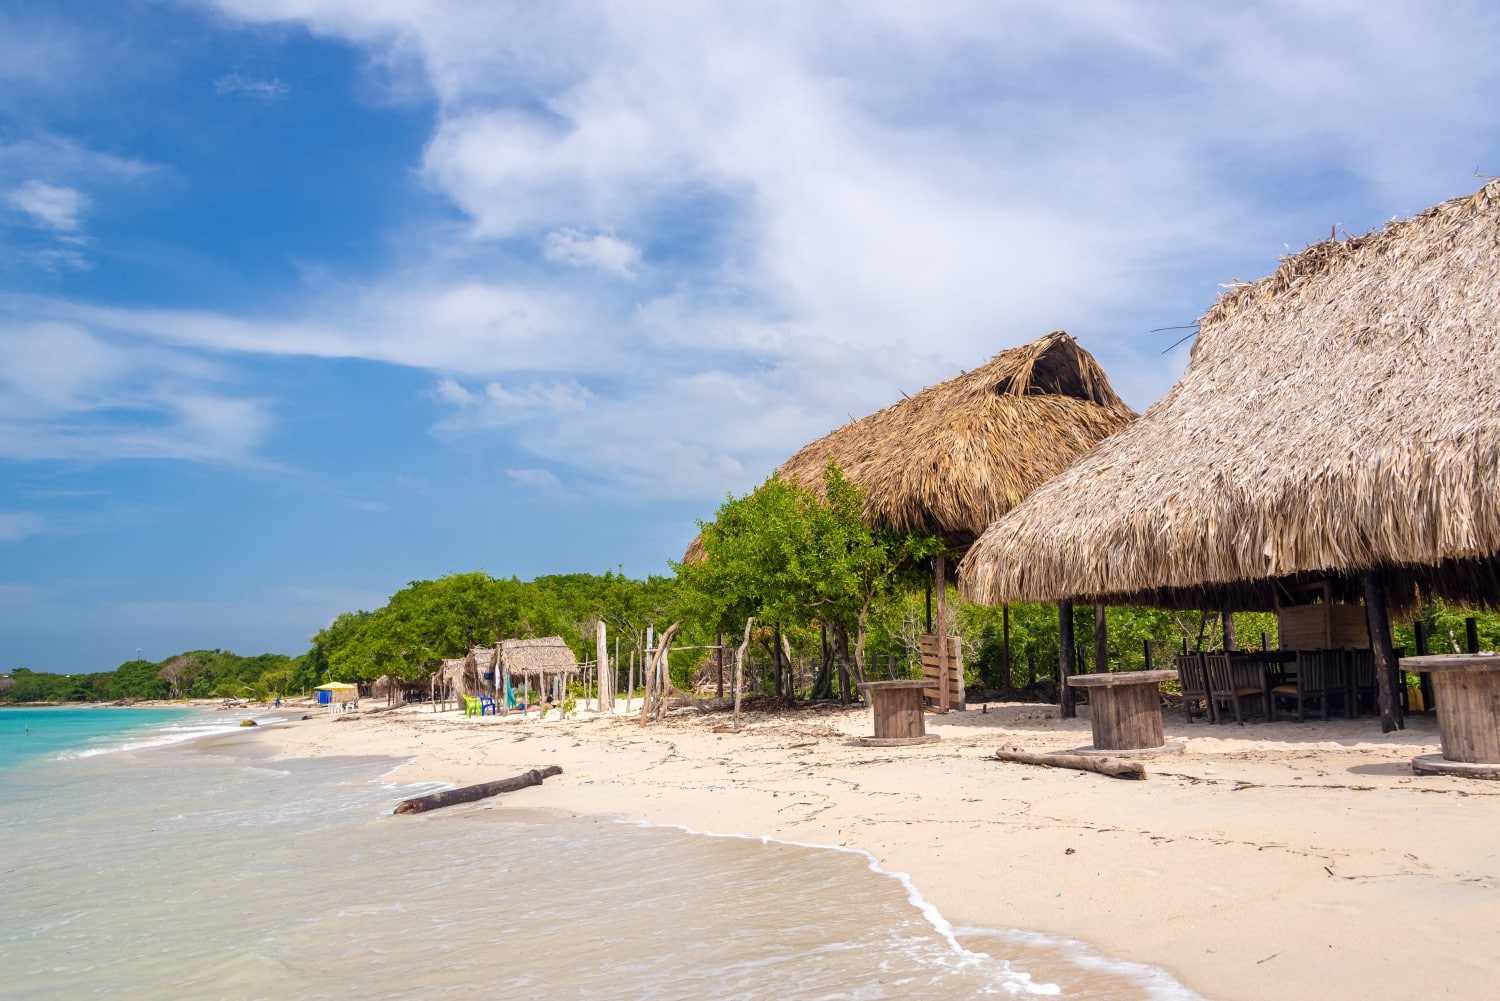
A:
5,1,1500,672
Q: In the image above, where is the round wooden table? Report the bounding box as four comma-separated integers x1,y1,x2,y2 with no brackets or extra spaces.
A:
858,680,938,746
1066,670,1181,755
1400,654,1500,778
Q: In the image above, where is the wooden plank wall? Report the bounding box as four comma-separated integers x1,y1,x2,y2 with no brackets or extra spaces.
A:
1277,604,1371,650
919,633,965,710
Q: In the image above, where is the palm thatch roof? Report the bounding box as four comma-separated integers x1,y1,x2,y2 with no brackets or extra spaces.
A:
961,180,1500,613
498,636,579,676
686,331,1135,558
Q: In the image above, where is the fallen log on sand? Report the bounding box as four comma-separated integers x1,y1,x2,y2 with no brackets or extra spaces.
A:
393,765,563,814
994,744,1146,780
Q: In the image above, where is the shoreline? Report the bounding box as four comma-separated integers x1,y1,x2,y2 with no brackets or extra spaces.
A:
243,698,1500,1001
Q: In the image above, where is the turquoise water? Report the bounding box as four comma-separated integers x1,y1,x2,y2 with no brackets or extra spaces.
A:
0,706,201,770
0,712,1203,1000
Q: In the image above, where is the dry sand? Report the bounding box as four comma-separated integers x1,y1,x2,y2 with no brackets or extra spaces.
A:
249,698,1500,1001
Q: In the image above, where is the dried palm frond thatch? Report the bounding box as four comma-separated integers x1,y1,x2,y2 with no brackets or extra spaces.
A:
498,636,579,677
961,180,1500,612
686,331,1135,558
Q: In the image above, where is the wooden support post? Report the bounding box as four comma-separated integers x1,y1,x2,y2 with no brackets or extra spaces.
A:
925,570,933,635
1414,620,1435,709
1093,602,1109,674
1261,631,1271,653
732,617,753,731
1001,603,1013,697
1222,611,1236,652
1143,639,1154,670
773,624,784,698
1059,600,1076,719
1181,636,1190,656
596,620,610,712
935,554,950,713
1363,570,1403,733
715,631,724,698
1467,617,1481,654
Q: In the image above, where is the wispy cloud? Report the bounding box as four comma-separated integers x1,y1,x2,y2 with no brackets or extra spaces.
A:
0,319,274,463
0,512,44,542
214,72,290,99
505,468,561,490
542,229,641,277
5,180,87,231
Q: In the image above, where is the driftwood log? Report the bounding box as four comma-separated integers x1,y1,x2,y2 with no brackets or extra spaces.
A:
994,745,1146,780
393,765,563,815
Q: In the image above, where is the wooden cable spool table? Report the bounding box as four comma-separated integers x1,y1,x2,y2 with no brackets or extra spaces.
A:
1065,670,1183,756
858,680,939,746
1399,654,1500,779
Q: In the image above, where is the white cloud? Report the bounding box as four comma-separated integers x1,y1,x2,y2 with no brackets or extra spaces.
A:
36,2,1500,497
0,513,44,542
6,180,87,231
214,72,290,98
542,228,640,277
505,468,561,490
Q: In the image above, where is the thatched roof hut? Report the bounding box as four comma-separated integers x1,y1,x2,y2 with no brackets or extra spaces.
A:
498,637,579,678
688,331,1136,557
436,656,480,698
961,180,1500,614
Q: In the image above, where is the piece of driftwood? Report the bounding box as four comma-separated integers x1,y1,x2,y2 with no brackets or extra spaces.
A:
393,765,563,815
994,744,1145,780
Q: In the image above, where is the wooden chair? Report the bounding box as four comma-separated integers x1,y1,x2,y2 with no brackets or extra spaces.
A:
1203,653,1265,725
1271,650,1341,721
1345,649,1378,717
1173,654,1214,723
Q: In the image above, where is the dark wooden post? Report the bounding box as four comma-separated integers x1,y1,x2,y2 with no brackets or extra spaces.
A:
1059,600,1076,718
773,624,784,698
1001,603,1013,697
1466,617,1481,653
1143,639,1154,670
935,553,951,713
1093,602,1109,674
1222,611,1236,652
1363,570,1403,733
1181,636,1190,656
1414,619,1434,710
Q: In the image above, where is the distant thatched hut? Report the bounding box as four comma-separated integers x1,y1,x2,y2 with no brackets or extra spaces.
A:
960,180,1500,730
498,637,579,708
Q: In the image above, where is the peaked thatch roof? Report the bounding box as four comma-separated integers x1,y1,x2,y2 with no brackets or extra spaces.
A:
498,636,579,675
961,180,1500,612
686,331,1135,559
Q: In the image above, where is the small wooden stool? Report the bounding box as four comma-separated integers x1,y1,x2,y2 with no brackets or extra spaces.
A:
858,680,939,746
1066,670,1183,757
1401,654,1500,779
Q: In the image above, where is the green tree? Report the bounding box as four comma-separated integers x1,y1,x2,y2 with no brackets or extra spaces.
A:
675,462,942,694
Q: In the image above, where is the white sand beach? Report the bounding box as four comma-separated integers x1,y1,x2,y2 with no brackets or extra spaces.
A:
253,699,1500,1001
